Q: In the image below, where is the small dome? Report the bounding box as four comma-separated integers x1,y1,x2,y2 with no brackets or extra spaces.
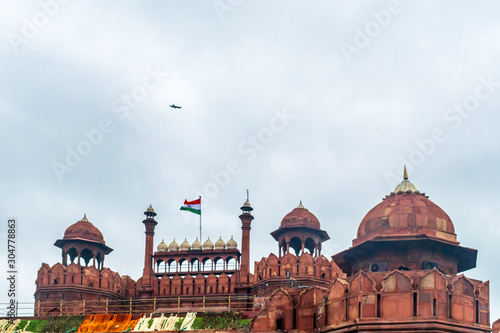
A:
157,239,168,252
192,237,202,250
215,237,226,250
203,237,214,250
147,205,155,213
63,214,105,245
168,239,179,251
226,236,237,249
279,203,321,230
180,238,191,251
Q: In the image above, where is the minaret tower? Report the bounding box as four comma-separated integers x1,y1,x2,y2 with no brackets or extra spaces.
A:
139,204,157,297
238,190,254,286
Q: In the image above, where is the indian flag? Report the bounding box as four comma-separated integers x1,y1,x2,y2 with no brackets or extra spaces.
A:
180,198,201,215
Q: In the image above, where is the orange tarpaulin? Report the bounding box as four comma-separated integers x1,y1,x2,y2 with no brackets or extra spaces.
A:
77,314,141,332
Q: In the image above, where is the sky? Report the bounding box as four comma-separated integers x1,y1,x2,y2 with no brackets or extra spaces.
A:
1,0,500,322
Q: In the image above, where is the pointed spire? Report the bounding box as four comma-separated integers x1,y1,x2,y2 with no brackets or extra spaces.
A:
81,214,88,222
297,200,305,209
241,189,254,213
403,165,408,180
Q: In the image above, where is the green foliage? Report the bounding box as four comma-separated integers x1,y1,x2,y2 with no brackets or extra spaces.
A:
190,317,203,330
174,317,184,330
147,318,154,328
201,311,245,329
42,316,84,333
239,318,252,328
25,319,47,332
16,319,29,330
201,312,219,329
220,311,242,329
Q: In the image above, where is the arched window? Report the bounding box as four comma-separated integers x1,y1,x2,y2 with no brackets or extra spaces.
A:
214,257,224,271
178,259,189,273
202,258,213,271
226,257,237,270
190,258,200,272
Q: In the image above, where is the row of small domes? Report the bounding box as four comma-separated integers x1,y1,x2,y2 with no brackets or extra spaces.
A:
157,236,237,252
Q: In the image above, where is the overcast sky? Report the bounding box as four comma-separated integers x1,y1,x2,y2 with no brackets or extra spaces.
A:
1,0,500,322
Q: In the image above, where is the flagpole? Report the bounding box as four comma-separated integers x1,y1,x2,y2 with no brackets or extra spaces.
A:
199,196,202,241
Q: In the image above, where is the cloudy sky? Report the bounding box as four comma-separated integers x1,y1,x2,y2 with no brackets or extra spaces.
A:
1,0,500,321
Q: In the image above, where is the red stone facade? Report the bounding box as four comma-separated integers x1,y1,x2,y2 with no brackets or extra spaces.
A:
35,173,497,332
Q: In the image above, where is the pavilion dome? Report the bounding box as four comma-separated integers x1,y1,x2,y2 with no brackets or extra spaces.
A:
192,237,202,250
215,237,226,250
278,201,321,230
63,214,105,245
168,239,179,251
354,171,457,246
203,237,214,250
157,239,168,252
226,236,238,249
180,238,191,251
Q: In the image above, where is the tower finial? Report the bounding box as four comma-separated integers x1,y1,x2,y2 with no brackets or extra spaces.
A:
297,200,304,209
144,204,157,218
403,165,408,180
241,190,253,213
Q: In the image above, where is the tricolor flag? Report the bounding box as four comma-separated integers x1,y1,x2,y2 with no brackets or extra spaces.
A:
180,198,201,215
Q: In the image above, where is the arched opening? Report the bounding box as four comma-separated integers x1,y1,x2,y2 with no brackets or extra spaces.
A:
167,259,176,273
304,238,316,256
80,249,93,267
178,259,189,273
226,257,237,270
289,237,302,255
156,260,166,274
67,248,78,264
190,258,200,272
203,258,213,272
214,257,224,271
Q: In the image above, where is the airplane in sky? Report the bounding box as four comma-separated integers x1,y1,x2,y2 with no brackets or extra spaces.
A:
170,104,182,109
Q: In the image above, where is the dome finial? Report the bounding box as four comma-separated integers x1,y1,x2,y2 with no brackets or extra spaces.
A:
297,200,304,209
241,189,253,213
144,204,157,219
403,165,408,180
82,214,88,222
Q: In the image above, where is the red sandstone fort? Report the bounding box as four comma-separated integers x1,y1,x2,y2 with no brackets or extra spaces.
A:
34,171,500,332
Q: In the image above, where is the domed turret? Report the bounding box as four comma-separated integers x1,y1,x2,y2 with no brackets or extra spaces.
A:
180,238,191,251
333,168,477,276
55,214,113,268
157,239,168,252
271,202,329,257
226,236,238,249
168,239,179,251
215,237,225,250
192,237,202,250
203,237,214,250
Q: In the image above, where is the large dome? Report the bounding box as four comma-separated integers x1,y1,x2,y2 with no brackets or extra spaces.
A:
354,176,457,246
63,215,105,244
279,202,321,230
